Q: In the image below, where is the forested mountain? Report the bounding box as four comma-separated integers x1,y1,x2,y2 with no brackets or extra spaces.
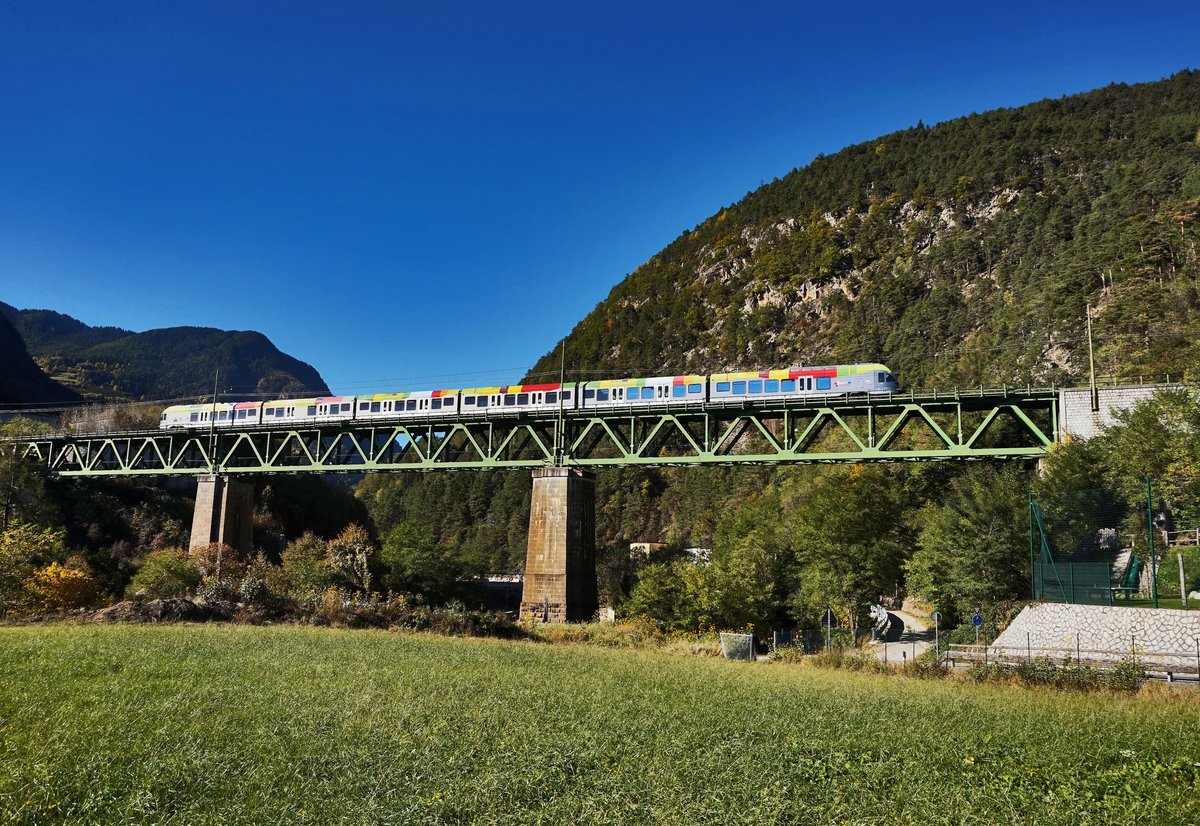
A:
528,70,1200,388
0,302,329,402
361,71,1200,597
0,312,83,405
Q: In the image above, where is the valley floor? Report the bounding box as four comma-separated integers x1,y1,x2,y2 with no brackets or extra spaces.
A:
1,623,1198,825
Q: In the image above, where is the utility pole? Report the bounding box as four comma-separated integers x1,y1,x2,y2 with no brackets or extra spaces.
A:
207,369,220,475
555,341,566,466
1086,303,1099,413
1147,478,1159,608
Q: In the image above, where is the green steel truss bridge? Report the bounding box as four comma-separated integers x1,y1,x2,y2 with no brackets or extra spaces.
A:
6,388,1058,477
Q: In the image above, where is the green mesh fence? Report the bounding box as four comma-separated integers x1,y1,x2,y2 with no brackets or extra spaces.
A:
1032,479,1200,608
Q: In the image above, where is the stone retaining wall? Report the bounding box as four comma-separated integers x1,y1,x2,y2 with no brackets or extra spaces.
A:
994,603,1200,668
1058,385,1179,441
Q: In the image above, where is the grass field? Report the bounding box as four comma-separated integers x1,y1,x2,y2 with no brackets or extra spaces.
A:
1,624,1198,825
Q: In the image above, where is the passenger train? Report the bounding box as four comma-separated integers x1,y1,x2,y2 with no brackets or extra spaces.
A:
159,363,899,430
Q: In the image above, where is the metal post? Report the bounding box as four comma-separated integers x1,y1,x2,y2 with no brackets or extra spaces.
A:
1029,493,1036,599
1086,303,1099,413
1027,632,1031,663
207,369,220,474
1147,479,1159,608
554,341,566,466
1076,633,1080,664
1179,553,1188,608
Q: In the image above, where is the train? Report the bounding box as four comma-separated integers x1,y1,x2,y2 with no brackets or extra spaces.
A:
158,363,899,430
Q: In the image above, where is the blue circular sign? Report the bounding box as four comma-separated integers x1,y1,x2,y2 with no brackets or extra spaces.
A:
971,614,983,627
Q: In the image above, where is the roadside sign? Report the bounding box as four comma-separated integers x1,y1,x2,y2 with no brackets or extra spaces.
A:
824,608,835,626
971,605,981,616
931,611,942,624
971,614,983,627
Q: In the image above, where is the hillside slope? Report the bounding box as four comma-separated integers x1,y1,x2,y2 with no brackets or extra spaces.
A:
0,312,83,405
528,71,1200,390
1,303,329,401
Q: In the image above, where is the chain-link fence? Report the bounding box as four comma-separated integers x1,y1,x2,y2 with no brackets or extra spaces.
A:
1033,479,1200,608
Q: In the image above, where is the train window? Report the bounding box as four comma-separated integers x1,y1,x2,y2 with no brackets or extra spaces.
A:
360,402,369,410
407,400,417,411
463,396,475,406
716,382,730,393
781,379,796,392
732,381,746,394
688,383,702,394
217,411,227,420
517,393,529,405
597,389,609,401
748,380,763,394
641,387,654,399
341,403,351,412
504,394,516,406
765,379,779,392
563,390,571,400
371,402,381,413
477,397,488,408
584,389,595,400
306,406,316,416
431,398,441,410
190,412,200,422
816,377,831,391
546,391,557,404
673,385,686,398
878,372,888,383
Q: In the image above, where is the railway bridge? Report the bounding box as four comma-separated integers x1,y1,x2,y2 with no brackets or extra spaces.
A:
3,385,1094,621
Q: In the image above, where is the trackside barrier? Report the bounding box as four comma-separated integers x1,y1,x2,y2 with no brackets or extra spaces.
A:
946,641,1200,683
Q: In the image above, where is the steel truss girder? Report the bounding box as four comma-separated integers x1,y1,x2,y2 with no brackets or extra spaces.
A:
4,390,1059,476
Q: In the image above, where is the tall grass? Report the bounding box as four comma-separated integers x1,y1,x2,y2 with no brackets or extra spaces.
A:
1,624,1197,824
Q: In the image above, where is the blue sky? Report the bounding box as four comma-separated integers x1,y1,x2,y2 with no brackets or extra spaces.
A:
2,1,1197,397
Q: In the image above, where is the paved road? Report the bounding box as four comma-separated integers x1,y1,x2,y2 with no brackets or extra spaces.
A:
869,610,934,663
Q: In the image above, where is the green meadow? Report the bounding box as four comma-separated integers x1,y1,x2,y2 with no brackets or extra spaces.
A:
1,624,1198,825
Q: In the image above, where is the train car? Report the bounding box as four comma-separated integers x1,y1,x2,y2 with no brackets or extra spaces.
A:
160,402,239,429
580,375,706,409
709,364,897,401
231,401,264,426
356,390,459,419
458,383,573,414
262,396,354,426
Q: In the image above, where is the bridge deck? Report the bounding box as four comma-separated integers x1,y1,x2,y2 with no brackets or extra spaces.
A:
3,387,1059,475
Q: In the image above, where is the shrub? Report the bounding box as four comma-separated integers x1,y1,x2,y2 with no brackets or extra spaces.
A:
190,543,246,585
279,533,332,597
239,575,269,605
327,524,375,593
195,576,239,603
0,522,66,616
24,560,99,612
125,549,201,599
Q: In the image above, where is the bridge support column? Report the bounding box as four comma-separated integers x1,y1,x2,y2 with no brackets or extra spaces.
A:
520,467,597,623
189,475,254,555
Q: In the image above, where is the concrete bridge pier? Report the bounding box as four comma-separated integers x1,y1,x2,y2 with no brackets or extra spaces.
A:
520,467,598,623
189,474,254,555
